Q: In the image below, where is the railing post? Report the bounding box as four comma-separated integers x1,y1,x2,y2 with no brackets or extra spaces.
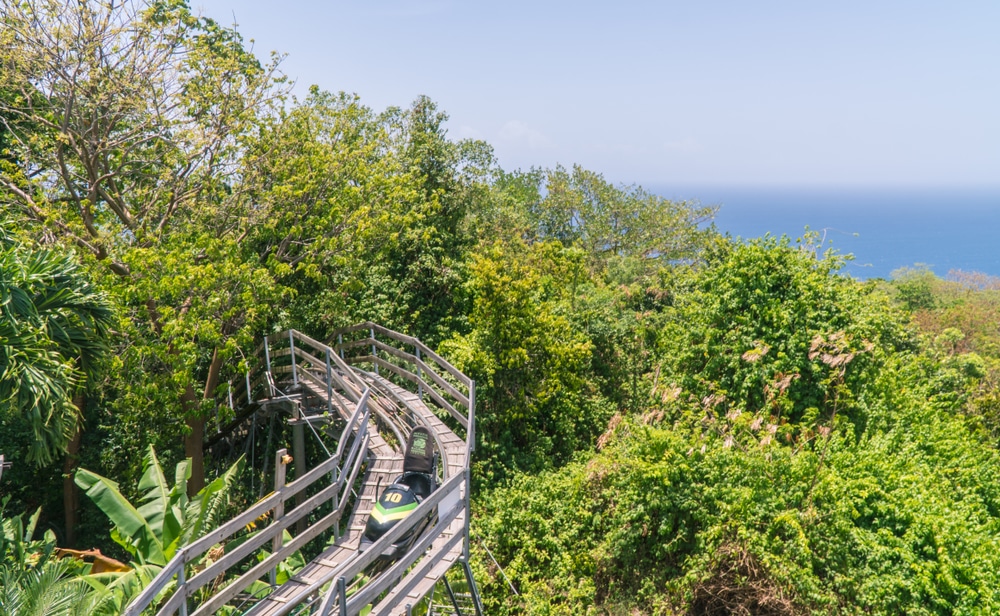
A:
415,346,423,401
325,348,334,416
270,448,289,587
370,326,379,376
245,371,252,403
264,335,273,395
463,466,472,561
289,330,298,386
337,576,348,614
338,333,344,359
468,380,476,456
178,560,188,616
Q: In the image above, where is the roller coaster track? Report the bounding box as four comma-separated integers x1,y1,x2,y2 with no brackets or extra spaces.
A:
123,323,482,616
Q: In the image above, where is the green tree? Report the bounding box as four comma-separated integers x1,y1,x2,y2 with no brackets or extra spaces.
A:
535,165,717,271
0,232,112,467
441,240,610,482
236,88,418,341
663,236,911,432
326,96,498,346
0,0,283,494
0,228,113,545
891,265,938,312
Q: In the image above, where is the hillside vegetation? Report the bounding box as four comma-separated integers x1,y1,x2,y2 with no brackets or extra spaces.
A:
2,2,1000,614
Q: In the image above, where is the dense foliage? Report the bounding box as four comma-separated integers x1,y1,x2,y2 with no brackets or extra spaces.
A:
3,2,1000,615
473,243,1000,614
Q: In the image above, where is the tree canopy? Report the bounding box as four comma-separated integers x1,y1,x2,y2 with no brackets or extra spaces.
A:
3,3,1000,615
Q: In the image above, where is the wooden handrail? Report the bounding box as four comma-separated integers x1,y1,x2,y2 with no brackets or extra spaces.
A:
330,322,472,388
365,529,465,614
340,338,470,408
351,356,468,430
185,435,371,616
310,472,466,616
134,324,477,616
125,390,371,616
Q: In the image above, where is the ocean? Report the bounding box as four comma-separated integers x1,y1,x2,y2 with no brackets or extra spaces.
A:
649,185,1000,280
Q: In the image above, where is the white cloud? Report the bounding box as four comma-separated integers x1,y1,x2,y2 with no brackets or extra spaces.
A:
498,120,553,150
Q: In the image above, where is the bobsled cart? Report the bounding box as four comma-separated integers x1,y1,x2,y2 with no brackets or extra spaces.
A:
359,426,437,562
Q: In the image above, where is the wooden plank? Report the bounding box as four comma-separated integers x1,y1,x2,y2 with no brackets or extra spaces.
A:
261,473,464,616
247,452,403,614
296,379,352,420
369,531,465,615
346,506,463,611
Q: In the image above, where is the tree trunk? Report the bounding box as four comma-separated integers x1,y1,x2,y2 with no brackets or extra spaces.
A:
184,416,205,496
183,384,206,497
184,348,225,497
62,393,84,547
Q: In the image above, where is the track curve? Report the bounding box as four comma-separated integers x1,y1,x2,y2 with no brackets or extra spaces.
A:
122,324,481,616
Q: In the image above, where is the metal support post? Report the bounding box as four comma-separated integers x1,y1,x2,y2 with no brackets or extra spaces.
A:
370,326,379,376
443,575,464,616
292,403,306,533
288,330,298,386
463,467,472,560
338,333,344,359
462,559,485,616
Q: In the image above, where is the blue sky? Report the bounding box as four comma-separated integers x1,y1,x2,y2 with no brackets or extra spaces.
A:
193,1,998,187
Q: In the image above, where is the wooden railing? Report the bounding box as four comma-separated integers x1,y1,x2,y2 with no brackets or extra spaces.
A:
123,389,371,616
124,324,479,616
314,471,467,616
321,323,479,616
330,322,476,467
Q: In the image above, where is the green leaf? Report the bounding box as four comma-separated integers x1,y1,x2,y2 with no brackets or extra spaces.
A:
74,469,166,566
